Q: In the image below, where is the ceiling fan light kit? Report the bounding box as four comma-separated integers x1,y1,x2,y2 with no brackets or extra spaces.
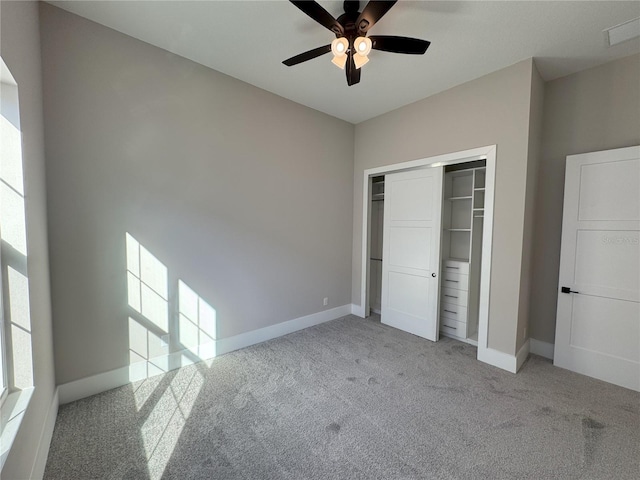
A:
331,37,349,69
283,0,430,86
355,36,372,56
353,51,370,69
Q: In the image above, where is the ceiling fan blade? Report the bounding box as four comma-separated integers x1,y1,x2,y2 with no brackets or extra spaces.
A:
356,1,397,34
369,35,430,54
290,1,344,36
283,44,332,66
346,52,361,86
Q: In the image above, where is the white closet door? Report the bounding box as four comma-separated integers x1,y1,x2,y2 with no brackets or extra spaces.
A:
381,167,443,341
554,146,640,391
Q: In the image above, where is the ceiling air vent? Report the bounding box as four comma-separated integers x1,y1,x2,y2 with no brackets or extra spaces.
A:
604,17,640,47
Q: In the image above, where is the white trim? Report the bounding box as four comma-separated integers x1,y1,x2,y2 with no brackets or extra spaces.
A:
215,304,351,354
358,145,499,369
0,387,34,470
515,339,530,372
476,340,530,374
351,303,365,317
476,147,497,367
30,388,59,480
58,367,128,405
530,338,554,360
59,304,351,404
477,347,518,373
360,146,496,315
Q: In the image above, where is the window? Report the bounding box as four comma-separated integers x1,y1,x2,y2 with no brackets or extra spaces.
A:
0,271,6,403
0,57,34,404
1,55,36,470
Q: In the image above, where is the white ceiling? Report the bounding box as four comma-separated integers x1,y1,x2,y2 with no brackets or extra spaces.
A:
48,1,640,124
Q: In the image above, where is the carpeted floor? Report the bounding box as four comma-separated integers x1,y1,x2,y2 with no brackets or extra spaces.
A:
44,315,639,480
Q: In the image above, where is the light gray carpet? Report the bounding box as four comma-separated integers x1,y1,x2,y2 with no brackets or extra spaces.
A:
44,315,639,480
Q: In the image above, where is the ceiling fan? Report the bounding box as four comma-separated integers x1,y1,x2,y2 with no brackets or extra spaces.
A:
283,0,430,86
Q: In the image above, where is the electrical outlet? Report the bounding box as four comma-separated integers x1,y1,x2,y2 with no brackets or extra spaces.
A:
323,297,329,306
161,334,169,347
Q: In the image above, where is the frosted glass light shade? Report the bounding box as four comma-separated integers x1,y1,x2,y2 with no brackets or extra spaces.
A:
354,53,369,69
331,37,349,69
354,36,372,56
332,55,348,69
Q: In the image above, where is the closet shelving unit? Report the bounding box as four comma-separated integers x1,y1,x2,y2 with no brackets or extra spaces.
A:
369,176,385,313
440,166,486,344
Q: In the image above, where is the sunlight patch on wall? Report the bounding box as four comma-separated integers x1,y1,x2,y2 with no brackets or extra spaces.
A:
126,233,168,332
178,280,217,359
128,318,169,379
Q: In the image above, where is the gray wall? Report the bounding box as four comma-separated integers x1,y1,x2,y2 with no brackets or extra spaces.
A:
530,53,640,344
516,62,545,352
1,1,57,478
40,4,354,386
353,59,536,356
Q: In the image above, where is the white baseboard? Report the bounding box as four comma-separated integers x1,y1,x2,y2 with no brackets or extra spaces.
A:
350,304,381,317
515,339,530,372
215,304,351,355
351,303,365,317
58,366,130,405
477,339,530,374
59,304,351,404
530,338,554,360
478,347,518,373
30,388,59,480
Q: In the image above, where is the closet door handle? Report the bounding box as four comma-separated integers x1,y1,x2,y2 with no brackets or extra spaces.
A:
432,273,436,278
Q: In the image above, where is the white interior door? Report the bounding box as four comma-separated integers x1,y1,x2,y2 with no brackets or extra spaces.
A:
554,146,640,391
381,167,443,341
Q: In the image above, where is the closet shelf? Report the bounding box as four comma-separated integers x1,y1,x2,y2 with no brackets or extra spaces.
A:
473,208,484,211
474,187,485,191
447,196,472,201
445,257,470,263
445,228,471,232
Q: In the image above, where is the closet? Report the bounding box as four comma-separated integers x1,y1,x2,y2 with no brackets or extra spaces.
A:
439,161,485,345
369,176,385,313
372,160,486,346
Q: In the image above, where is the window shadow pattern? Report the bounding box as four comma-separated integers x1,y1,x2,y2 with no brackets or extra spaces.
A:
124,233,218,479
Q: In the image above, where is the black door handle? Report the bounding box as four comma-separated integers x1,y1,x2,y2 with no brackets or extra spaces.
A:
432,273,436,278
561,286,579,294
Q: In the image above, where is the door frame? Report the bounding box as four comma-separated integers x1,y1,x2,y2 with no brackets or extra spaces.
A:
358,145,497,363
